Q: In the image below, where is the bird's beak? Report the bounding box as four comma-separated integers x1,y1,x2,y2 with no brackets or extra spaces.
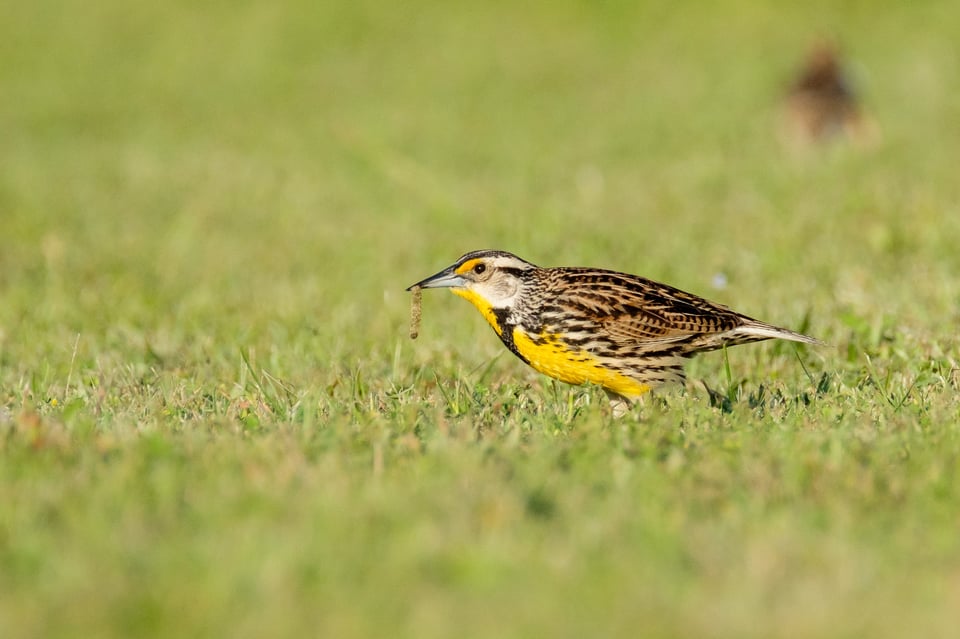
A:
406,264,466,291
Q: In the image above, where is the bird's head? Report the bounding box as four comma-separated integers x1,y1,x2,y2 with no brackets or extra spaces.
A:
407,250,538,330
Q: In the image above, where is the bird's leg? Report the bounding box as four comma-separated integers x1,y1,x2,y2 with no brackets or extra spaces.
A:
605,390,637,419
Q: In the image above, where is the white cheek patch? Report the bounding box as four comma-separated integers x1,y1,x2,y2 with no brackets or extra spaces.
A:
482,280,520,307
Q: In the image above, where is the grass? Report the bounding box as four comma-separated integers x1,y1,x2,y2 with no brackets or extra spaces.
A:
2,0,960,637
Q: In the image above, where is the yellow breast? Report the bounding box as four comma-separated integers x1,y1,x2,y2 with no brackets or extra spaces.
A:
449,288,650,399
511,327,651,399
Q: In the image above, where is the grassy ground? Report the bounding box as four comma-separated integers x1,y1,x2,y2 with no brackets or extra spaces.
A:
2,1,960,637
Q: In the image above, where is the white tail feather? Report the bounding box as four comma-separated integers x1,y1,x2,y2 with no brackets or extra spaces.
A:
733,322,824,345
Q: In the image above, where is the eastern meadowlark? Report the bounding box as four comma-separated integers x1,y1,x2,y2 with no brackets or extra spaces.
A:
408,250,821,414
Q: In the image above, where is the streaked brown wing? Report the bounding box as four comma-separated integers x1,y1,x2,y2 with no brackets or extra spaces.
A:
546,268,745,344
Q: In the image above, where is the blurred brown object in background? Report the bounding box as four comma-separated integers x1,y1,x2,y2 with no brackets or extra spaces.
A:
781,42,879,148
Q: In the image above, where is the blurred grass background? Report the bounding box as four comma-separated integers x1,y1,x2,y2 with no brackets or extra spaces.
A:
2,1,960,637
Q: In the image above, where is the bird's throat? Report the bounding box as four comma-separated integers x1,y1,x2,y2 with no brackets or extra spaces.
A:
451,288,505,336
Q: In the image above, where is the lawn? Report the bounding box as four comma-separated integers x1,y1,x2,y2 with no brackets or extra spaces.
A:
2,1,960,637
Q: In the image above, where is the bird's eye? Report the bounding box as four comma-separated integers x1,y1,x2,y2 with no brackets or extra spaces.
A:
473,263,486,275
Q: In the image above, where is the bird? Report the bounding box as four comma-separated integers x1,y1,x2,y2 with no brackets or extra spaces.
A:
781,41,876,147
408,250,821,415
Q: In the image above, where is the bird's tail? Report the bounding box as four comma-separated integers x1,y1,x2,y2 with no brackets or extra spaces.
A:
688,319,824,353
728,320,824,346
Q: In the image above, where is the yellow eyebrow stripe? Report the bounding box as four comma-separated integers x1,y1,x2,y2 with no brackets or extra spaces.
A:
455,259,482,275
